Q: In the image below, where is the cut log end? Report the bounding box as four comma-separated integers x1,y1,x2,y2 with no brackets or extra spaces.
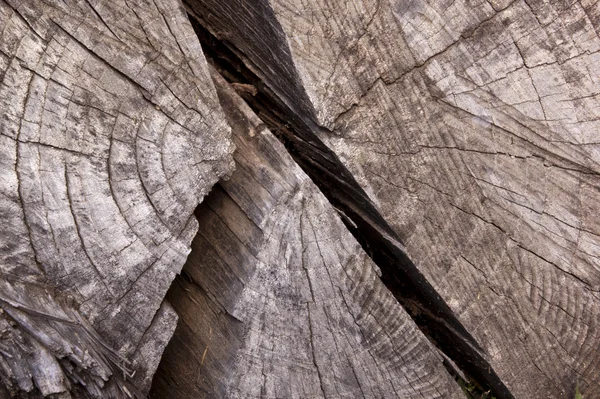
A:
2,0,600,398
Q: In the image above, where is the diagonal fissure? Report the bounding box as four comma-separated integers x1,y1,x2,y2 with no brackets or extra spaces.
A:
185,9,514,399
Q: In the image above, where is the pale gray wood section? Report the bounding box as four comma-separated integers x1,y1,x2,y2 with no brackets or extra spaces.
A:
186,0,600,397
0,0,233,397
151,69,464,399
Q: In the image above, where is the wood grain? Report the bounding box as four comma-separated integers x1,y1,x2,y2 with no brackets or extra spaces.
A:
151,69,464,399
188,0,600,397
0,0,233,397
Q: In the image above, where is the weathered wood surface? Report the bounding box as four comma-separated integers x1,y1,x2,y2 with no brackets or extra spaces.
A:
187,0,600,397
151,69,464,399
0,0,233,397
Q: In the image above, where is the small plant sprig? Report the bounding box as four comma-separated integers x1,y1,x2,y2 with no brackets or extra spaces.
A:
575,382,583,399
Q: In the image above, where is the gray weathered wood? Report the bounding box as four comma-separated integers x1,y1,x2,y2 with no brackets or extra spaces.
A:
0,0,233,397
5,0,599,398
151,69,464,399
186,0,600,397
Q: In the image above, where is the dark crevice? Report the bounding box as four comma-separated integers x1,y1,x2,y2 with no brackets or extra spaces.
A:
150,190,248,399
186,9,514,399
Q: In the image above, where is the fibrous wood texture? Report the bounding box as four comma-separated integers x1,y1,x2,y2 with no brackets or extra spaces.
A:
185,0,600,397
0,0,233,397
151,69,464,399
4,0,600,398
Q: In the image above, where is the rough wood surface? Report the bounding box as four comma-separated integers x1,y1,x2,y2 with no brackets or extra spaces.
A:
187,1,600,397
151,69,464,399
0,0,233,397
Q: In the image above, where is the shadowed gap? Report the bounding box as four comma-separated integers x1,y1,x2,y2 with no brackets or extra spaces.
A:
150,187,250,399
183,7,514,399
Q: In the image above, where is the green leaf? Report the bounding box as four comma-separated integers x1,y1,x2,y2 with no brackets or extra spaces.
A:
575,382,583,399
